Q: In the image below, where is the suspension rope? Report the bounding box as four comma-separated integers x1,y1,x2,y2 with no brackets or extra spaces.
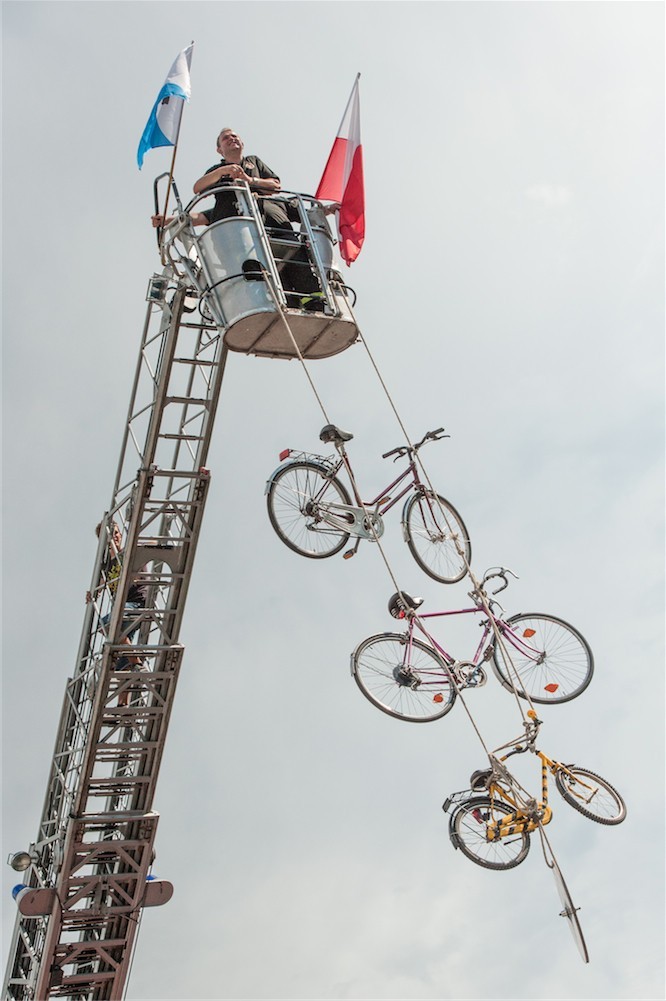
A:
354,325,538,724
169,220,539,756
255,271,411,598
266,266,538,746
259,256,580,922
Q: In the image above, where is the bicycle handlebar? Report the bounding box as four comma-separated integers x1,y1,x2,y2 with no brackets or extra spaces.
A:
496,712,542,762
481,566,519,594
381,428,449,461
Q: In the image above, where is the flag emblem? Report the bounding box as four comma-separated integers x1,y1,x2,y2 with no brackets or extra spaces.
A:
137,44,193,169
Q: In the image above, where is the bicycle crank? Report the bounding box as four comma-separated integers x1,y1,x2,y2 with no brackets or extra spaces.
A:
454,661,487,688
314,501,385,540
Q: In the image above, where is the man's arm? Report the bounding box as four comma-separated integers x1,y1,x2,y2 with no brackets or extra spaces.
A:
193,162,253,194
249,157,282,195
152,212,209,228
249,175,281,194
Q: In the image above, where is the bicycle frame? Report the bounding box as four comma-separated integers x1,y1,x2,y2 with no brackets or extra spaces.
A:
279,448,447,548
404,605,548,682
311,448,435,536
337,448,427,517
480,726,600,841
484,755,555,837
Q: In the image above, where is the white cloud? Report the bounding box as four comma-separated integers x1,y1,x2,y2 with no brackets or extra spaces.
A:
525,183,573,206
3,3,664,999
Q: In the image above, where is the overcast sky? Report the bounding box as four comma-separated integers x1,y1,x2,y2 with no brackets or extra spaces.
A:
2,2,664,999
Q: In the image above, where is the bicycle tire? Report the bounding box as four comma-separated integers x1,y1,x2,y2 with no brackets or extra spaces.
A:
555,766,626,825
451,797,530,870
266,460,352,558
351,632,456,722
403,491,471,584
552,861,589,963
492,613,593,705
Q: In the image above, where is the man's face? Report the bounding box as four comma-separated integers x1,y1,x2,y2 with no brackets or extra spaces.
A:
217,129,243,157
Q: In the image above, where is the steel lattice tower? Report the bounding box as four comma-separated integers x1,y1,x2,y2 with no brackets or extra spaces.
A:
3,185,359,1000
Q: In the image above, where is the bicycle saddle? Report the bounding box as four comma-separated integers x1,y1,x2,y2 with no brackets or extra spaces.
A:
388,592,424,619
470,768,492,791
319,424,354,445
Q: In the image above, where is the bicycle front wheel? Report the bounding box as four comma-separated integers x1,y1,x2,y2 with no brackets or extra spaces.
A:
351,633,456,722
403,491,471,584
555,766,626,825
552,861,589,964
451,797,530,870
492,613,593,705
266,461,352,558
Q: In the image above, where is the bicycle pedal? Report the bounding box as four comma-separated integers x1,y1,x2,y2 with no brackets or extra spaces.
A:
343,549,356,560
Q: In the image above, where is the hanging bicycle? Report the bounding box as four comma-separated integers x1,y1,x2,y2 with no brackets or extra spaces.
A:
350,567,594,721
442,711,626,871
266,424,471,584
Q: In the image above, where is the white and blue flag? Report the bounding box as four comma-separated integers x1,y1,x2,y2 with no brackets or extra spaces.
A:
137,43,193,169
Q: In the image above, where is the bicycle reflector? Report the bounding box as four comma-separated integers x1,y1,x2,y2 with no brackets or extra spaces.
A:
279,449,292,461
522,628,536,638
544,683,559,693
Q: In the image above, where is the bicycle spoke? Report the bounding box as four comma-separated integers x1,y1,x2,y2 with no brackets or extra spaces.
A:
404,492,471,584
351,633,456,722
555,766,626,824
493,613,593,704
452,798,530,870
267,461,351,558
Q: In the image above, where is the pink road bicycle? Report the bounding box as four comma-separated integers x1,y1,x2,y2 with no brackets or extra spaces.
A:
350,568,594,721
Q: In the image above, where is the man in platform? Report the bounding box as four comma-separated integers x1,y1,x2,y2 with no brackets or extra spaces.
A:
193,127,290,228
191,127,324,307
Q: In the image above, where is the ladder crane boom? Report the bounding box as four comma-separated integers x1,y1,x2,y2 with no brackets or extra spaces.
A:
4,191,361,1000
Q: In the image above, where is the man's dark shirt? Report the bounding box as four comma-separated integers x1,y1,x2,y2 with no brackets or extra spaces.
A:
201,156,285,225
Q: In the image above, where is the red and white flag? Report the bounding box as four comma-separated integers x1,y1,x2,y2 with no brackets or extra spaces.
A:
315,74,365,266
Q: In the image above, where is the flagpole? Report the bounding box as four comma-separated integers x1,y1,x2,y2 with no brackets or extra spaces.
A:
337,72,360,130
158,109,185,264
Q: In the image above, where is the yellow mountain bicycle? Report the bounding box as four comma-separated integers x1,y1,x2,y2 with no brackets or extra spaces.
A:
443,712,626,870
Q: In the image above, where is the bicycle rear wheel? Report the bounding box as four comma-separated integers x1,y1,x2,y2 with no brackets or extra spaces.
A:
492,613,593,704
555,766,626,825
403,491,471,584
451,797,530,870
351,632,456,722
266,460,352,558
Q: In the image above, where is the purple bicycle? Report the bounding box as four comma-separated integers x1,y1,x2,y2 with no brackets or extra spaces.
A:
350,568,594,721
266,424,471,584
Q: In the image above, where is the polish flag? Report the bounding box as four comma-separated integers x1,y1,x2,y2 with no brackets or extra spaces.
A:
315,75,365,266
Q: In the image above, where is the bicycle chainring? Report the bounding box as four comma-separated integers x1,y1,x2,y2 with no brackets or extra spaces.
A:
456,661,487,688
